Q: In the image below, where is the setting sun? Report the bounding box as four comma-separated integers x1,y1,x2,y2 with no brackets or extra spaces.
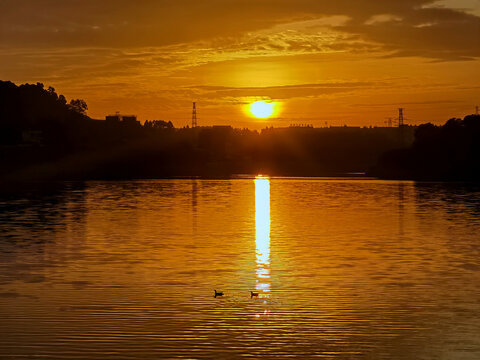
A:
250,101,275,119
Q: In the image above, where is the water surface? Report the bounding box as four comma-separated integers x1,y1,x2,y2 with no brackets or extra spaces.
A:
1,178,480,359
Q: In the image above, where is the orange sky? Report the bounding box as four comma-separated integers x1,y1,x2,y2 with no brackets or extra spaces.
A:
1,0,479,129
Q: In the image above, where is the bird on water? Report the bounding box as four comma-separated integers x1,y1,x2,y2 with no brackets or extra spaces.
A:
214,290,224,297
250,291,259,298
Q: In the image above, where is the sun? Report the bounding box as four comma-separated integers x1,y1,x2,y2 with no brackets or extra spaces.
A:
250,101,275,119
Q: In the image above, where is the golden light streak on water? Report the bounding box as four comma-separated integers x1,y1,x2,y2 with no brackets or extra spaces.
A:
255,176,271,293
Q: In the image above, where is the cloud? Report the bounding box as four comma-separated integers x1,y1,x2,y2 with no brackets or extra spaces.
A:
353,99,465,107
345,7,480,60
425,0,480,16
188,81,384,101
1,0,479,61
0,25,377,88
364,14,403,25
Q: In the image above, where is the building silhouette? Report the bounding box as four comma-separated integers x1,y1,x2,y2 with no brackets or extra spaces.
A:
106,113,140,126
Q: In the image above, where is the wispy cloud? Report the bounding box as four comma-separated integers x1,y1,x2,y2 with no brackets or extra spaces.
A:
189,81,385,101
1,0,479,60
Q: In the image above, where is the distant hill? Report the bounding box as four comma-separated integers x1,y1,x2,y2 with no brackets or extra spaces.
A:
0,81,89,146
369,115,480,181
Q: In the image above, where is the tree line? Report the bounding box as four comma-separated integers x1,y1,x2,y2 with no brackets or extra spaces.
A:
4,80,477,181
369,114,480,180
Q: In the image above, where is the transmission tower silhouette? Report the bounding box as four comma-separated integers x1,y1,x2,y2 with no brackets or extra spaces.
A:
398,108,404,127
192,102,197,128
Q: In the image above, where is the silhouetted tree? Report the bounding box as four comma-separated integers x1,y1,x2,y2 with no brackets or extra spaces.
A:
68,99,88,115
144,120,174,129
371,114,480,180
58,95,67,106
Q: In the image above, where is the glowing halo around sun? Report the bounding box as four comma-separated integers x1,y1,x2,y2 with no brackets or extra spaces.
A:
249,101,275,119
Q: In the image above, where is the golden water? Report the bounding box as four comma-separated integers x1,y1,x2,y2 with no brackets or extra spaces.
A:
1,178,480,359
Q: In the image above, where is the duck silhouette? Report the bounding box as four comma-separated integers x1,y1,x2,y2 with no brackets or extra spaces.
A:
214,290,224,298
250,291,259,298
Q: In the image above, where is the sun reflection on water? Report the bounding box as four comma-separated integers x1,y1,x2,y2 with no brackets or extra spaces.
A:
255,176,271,293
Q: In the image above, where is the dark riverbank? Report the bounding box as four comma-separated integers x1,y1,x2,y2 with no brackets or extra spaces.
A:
369,115,480,181
1,80,414,182
5,80,479,182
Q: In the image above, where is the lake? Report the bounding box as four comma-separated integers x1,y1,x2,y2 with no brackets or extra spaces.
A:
1,178,480,359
